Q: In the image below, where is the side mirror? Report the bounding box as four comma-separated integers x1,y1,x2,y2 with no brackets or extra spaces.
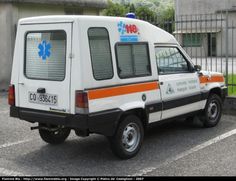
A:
194,65,202,72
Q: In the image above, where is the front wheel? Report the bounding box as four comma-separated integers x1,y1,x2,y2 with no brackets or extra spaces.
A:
39,124,71,145
200,94,222,128
108,115,144,159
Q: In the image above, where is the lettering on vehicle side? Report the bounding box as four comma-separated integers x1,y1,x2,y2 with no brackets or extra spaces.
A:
164,79,199,96
176,80,198,93
117,21,140,42
166,84,175,95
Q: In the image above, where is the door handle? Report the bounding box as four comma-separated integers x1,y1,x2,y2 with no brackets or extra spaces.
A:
18,82,24,85
160,82,164,85
37,88,46,94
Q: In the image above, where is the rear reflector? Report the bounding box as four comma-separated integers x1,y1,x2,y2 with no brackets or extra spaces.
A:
8,85,15,106
75,91,88,109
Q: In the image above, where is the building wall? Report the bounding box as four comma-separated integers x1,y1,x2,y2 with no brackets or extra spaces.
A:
175,0,236,58
83,8,100,15
0,4,15,90
175,0,235,16
179,34,208,58
0,3,103,90
17,4,65,19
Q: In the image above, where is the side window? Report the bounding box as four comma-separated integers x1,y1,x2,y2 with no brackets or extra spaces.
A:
116,43,151,78
155,47,190,75
88,28,113,80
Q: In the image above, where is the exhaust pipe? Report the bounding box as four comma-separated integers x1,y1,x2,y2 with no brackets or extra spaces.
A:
31,126,60,132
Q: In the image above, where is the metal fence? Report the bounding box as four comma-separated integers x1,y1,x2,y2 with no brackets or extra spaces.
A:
138,12,236,95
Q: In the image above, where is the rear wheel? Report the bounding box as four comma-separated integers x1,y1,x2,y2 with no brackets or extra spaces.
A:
200,94,222,128
109,115,144,159
39,124,71,145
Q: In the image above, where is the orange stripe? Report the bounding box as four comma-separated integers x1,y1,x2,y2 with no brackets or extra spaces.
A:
88,82,159,100
199,75,225,84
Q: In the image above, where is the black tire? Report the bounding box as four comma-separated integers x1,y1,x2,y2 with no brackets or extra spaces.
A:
200,94,222,128
109,115,144,159
39,124,71,145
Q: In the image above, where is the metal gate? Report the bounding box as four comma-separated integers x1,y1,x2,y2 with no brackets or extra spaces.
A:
139,11,236,95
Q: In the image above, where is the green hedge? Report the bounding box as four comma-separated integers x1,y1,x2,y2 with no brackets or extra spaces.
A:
228,74,236,96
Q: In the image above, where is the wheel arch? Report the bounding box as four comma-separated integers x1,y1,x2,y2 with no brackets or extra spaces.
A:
201,88,223,128
115,108,148,132
209,87,223,100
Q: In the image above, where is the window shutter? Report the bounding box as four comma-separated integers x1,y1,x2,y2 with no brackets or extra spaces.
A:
116,45,134,78
116,43,151,78
88,28,113,80
133,44,150,76
25,31,66,81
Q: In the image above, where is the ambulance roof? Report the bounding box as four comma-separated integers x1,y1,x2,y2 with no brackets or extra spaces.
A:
19,15,178,44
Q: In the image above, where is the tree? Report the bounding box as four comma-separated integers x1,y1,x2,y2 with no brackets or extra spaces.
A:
120,0,125,5
102,0,127,17
102,0,174,27
160,6,175,21
129,3,136,13
159,6,175,33
135,6,155,22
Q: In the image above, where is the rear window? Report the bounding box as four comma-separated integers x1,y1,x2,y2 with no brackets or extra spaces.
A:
25,31,66,81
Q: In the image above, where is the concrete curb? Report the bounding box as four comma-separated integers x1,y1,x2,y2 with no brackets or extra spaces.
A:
223,96,236,116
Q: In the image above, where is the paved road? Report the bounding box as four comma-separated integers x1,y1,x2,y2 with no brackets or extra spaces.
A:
0,92,236,176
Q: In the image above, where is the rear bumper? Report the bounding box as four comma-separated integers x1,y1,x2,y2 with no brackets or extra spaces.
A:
10,106,122,136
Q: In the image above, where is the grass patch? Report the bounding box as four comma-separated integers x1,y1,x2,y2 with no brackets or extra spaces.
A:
227,74,236,96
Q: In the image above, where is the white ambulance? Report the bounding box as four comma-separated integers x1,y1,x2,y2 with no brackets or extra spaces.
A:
9,15,227,159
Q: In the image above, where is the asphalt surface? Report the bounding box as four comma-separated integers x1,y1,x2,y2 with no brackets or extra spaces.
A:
0,92,236,177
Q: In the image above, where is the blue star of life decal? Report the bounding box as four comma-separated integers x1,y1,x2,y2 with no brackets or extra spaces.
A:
118,21,126,35
38,40,51,61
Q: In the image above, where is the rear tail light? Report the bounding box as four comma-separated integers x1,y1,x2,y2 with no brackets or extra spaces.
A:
8,85,15,106
75,91,88,109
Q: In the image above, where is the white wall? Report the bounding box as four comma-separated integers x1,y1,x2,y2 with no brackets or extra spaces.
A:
0,4,15,90
174,0,236,57
83,8,99,15
175,0,233,16
17,4,65,19
0,3,102,90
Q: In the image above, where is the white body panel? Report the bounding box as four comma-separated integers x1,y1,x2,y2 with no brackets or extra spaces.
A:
16,23,72,113
162,100,206,120
159,72,202,119
149,112,162,123
10,15,226,126
89,88,161,112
